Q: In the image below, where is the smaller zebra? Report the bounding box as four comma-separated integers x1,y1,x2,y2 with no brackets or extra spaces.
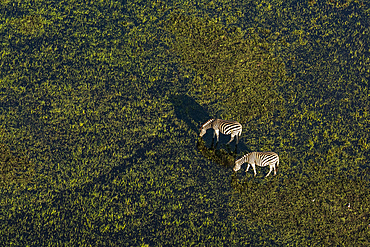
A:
199,119,242,145
233,152,279,177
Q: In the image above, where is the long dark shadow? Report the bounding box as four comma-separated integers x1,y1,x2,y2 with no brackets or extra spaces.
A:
169,94,210,133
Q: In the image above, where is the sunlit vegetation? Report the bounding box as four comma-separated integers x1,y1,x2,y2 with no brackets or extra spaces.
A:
11,14,45,36
230,175,370,245
0,0,369,246
164,11,286,121
0,142,34,188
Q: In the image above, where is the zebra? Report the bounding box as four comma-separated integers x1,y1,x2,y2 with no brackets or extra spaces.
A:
233,152,279,177
199,119,242,145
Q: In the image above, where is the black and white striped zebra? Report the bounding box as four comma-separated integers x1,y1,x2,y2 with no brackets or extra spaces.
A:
233,152,279,177
199,119,242,145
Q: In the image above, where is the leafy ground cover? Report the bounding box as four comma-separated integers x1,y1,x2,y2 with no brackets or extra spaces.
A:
0,0,369,246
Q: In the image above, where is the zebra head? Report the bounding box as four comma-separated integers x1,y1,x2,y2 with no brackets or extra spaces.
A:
233,157,244,172
199,127,207,137
199,119,214,137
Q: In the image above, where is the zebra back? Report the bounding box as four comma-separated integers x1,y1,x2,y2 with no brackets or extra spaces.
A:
234,152,279,172
215,119,242,136
200,118,242,144
250,152,279,167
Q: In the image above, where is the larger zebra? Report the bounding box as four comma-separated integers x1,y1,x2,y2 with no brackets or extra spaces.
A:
233,152,279,177
199,119,242,145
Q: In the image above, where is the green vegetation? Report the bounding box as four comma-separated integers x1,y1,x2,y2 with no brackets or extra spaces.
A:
0,0,369,246
164,11,285,121
0,139,35,187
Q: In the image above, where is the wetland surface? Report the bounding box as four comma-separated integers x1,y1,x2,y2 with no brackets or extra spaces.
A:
1,0,369,245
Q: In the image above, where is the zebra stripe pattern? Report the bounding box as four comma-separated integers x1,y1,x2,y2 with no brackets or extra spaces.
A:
233,152,279,177
199,119,242,144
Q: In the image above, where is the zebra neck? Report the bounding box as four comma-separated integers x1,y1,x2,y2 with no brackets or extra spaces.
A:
203,119,215,130
245,154,250,163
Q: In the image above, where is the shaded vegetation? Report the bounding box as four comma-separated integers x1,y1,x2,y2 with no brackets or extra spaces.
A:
197,138,236,168
169,94,210,133
0,0,369,246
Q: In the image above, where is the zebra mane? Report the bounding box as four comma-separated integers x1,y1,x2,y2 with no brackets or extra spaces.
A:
201,119,214,129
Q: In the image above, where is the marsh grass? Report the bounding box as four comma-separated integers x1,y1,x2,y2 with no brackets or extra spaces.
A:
12,15,45,36
0,143,34,187
0,0,369,246
164,11,285,121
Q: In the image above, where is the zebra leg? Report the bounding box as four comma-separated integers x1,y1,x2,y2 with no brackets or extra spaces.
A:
211,130,216,148
234,134,239,154
251,164,257,176
246,164,250,172
214,129,220,143
265,165,273,177
211,137,215,148
226,134,235,145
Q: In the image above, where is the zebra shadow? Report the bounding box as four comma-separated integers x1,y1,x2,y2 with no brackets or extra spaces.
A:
169,93,248,153
200,131,247,154
169,94,210,133
197,139,271,187
196,138,235,170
